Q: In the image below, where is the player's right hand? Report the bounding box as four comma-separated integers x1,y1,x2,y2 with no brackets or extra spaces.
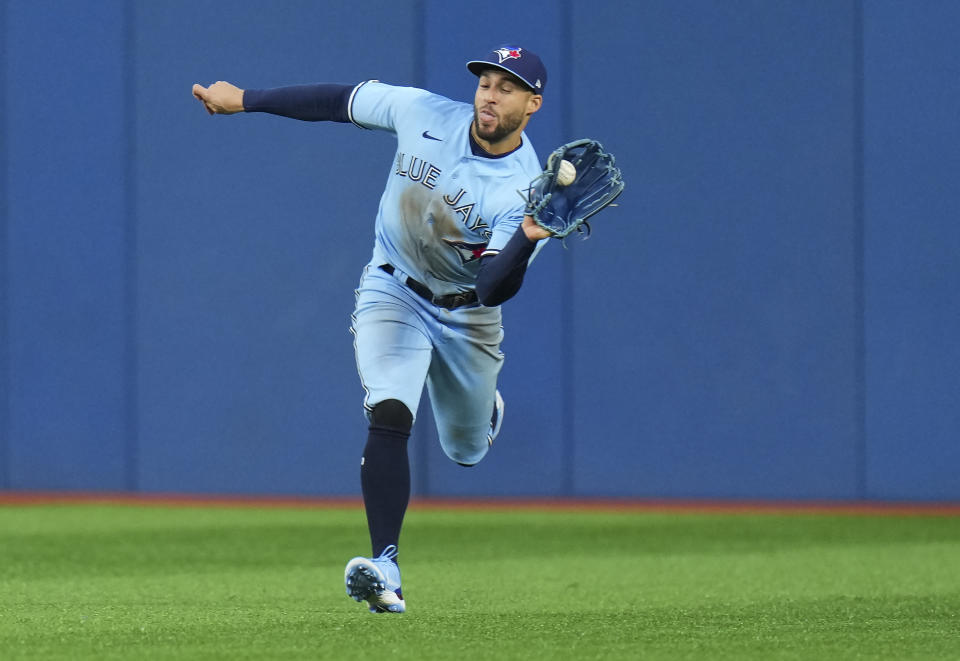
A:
192,81,245,115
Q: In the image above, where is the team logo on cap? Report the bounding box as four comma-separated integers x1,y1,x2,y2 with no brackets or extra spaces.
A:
494,47,523,63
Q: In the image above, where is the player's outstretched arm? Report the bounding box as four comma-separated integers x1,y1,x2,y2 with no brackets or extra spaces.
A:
192,81,245,115
193,82,355,123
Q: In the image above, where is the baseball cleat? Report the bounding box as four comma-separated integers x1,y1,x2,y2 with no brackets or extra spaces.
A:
344,544,406,613
487,389,504,446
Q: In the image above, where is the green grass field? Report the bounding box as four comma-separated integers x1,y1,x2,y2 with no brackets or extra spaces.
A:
1,502,958,660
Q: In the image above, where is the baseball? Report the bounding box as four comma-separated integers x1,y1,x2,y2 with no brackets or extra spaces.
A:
557,159,576,186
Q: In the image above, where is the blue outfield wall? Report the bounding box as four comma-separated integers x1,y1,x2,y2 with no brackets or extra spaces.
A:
862,0,960,501
1,0,957,501
5,0,129,491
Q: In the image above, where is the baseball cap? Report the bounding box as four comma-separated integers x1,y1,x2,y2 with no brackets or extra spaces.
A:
467,46,547,94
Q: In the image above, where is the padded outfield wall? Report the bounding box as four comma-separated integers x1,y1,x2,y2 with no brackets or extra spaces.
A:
1,0,957,501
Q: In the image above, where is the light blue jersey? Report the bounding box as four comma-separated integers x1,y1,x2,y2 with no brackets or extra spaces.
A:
347,80,545,463
348,81,543,297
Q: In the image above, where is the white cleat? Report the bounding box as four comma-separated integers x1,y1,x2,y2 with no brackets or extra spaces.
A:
344,545,405,613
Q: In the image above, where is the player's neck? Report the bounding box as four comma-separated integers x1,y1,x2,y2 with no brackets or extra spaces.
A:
469,122,522,156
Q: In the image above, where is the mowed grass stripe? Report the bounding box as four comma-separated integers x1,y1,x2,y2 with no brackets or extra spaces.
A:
1,505,958,660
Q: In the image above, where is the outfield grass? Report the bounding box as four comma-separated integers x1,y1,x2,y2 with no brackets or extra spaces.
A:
1,502,958,660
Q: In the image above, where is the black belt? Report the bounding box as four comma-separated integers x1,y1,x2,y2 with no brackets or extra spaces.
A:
378,264,478,310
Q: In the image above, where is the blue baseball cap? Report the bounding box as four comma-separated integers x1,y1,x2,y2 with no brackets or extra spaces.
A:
467,46,547,94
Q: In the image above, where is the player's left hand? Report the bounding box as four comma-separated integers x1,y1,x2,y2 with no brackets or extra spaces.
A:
520,139,625,239
522,215,552,241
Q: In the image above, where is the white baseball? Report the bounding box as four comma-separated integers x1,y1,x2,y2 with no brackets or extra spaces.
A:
557,159,576,186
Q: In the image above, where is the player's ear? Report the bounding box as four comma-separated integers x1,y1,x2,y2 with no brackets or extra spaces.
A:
526,93,543,116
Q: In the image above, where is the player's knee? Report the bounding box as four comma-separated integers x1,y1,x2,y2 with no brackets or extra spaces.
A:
441,441,488,467
370,399,413,434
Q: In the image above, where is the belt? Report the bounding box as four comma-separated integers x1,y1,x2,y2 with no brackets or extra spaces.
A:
378,264,478,310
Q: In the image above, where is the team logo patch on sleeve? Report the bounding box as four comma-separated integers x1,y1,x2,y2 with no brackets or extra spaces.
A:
495,47,523,63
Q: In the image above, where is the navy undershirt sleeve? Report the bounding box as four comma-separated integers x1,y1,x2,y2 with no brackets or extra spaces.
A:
476,226,539,307
242,84,353,122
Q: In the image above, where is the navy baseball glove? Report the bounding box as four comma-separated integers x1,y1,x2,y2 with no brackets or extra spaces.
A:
520,139,625,239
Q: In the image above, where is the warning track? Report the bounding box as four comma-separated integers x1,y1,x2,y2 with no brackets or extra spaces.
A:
1,490,958,516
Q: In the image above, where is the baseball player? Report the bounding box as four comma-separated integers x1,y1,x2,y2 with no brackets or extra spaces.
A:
193,45,552,614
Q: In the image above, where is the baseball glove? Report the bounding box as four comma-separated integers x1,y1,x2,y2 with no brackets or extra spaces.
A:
520,139,625,239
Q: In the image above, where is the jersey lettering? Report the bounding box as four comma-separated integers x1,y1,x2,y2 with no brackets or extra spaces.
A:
423,165,441,189
396,158,494,241
407,157,426,182
443,189,465,206
467,215,488,232
442,188,490,236
452,203,475,224
395,153,442,190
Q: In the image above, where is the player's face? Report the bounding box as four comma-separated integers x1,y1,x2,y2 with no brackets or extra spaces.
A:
473,70,541,148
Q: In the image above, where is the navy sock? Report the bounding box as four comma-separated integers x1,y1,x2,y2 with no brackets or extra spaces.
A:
360,424,410,562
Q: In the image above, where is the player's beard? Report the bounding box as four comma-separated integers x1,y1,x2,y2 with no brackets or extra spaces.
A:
473,105,524,146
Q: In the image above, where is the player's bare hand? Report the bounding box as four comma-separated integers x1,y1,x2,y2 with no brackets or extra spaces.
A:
522,215,552,241
192,81,245,115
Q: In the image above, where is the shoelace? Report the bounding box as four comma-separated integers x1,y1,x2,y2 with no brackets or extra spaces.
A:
375,545,399,562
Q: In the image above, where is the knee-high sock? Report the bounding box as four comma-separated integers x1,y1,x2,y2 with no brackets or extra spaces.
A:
360,424,410,561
